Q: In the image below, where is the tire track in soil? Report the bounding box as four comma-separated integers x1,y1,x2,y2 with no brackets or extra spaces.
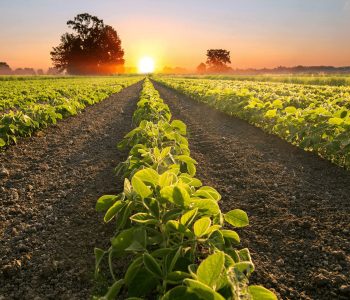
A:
153,80,350,300
0,81,143,299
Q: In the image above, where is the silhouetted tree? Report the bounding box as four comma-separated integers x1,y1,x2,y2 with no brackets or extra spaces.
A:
37,69,44,75
51,13,124,75
206,49,231,73
0,62,12,75
196,62,206,74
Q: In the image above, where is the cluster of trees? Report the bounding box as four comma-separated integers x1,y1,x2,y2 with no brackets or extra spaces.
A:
51,13,124,75
0,62,60,75
197,49,232,74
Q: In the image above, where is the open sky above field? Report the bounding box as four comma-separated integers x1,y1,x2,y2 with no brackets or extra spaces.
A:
0,0,350,72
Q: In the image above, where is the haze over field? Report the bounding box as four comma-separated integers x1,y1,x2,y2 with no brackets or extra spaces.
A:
0,0,350,72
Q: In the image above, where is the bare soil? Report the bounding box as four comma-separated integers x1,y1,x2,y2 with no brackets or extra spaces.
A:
0,81,142,299
153,80,350,300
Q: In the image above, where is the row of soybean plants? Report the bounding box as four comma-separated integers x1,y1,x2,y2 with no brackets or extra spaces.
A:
94,78,276,300
155,77,350,169
0,76,141,147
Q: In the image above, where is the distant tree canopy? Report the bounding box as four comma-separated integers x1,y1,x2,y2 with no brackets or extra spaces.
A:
51,13,125,75
0,62,12,75
206,49,231,73
196,62,206,74
14,68,36,75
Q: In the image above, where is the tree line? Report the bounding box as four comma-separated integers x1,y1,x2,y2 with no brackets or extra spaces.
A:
0,63,60,75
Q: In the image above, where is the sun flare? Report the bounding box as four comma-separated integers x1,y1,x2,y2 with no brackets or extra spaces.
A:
138,56,155,74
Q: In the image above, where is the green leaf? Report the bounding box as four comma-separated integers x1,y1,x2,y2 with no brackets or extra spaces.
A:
162,208,182,222
190,198,220,216
193,186,221,201
133,168,159,186
176,155,197,175
126,266,158,297
206,225,221,236
96,195,118,212
131,176,152,199
166,271,192,284
125,227,147,251
328,117,343,125
193,217,211,237
272,99,283,109
124,256,143,285
173,185,191,207
160,185,174,203
159,170,177,188
238,248,252,262
248,286,277,300
104,200,125,223
124,178,132,196
160,146,172,159
265,109,277,118
184,279,225,300
162,286,201,300
234,262,255,276
167,246,182,273
175,155,197,165
284,106,297,114
196,252,225,289
220,229,240,244
180,208,198,227
186,163,196,176
111,228,134,252
171,120,187,135
143,253,162,279
166,220,187,234
224,209,249,227
179,174,202,187
150,248,173,258
130,213,158,225
0,138,6,147
103,279,124,300
143,198,160,218
208,230,225,249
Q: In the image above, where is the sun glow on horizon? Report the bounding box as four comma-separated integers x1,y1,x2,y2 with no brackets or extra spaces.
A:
138,56,155,74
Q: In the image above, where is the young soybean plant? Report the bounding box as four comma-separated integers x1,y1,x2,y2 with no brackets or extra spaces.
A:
94,79,277,300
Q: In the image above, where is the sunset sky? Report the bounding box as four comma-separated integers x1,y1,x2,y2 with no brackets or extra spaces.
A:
0,0,349,72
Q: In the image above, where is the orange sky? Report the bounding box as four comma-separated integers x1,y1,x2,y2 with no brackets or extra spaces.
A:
0,0,349,72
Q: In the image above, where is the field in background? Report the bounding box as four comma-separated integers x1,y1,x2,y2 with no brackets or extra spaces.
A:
0,76,142,146
155,76,350,168
165,74,350,87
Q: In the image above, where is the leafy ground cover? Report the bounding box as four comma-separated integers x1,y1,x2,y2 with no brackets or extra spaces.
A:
0,76,141,147
155,77,350,169
176,74,350,87
94,78,276,299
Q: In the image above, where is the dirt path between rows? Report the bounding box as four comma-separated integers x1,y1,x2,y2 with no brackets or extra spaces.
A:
153,80,350,300
0,81,142,299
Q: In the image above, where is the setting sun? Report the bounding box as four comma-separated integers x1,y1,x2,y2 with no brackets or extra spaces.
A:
138,56,155,73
